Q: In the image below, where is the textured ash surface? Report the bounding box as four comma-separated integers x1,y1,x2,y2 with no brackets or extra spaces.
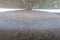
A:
0,10,60,40
0,10,60,30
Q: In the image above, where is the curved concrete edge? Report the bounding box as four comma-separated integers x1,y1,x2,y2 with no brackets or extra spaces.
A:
0,8,60,13
32,9,60,13
0,8,25,12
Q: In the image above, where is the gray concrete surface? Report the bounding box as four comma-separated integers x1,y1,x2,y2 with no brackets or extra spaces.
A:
0,10,60,31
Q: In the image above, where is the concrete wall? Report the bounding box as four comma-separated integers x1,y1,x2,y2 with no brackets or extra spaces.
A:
0,0,60,9
0,0,23,8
